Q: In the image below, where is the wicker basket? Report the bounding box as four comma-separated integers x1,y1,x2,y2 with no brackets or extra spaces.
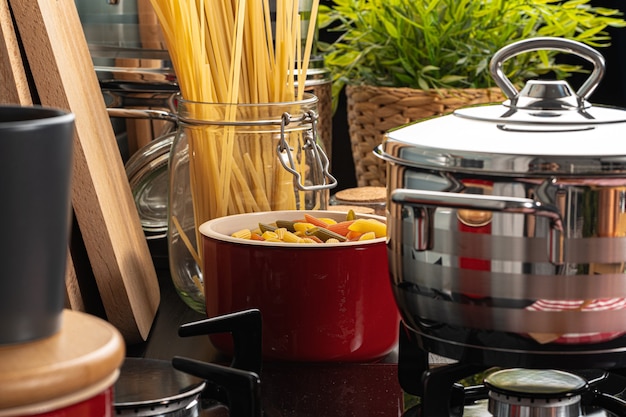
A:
346,84,506,187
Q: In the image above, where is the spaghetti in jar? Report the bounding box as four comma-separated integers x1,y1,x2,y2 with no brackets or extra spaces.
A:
168,94,335,313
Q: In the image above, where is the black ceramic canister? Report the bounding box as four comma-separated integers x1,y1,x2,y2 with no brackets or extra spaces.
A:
0,105,75,345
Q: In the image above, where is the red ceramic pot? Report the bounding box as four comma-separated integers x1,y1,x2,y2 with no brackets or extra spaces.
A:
199,210,400,362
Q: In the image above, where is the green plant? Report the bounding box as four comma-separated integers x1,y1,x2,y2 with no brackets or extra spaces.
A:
318,0,626,99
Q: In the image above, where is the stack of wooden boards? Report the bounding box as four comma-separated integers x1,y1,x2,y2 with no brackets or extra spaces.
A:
0,0,160,344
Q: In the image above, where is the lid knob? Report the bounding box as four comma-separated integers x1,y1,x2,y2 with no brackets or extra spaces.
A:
489,37,605,110
515,79,581,110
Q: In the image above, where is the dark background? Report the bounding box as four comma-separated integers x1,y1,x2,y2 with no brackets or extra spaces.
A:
321,0,626,192
566,1,626,108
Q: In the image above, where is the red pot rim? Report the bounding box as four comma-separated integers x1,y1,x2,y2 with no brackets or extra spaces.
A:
199,210,386,248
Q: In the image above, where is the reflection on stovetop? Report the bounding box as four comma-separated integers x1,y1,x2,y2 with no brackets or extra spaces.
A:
170,310,404,417
194,361,403,417
261,361,402,416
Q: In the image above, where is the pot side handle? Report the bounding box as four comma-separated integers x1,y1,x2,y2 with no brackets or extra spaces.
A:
390,189,565,265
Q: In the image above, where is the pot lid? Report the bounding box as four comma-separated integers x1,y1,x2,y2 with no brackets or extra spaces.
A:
380,37,626,177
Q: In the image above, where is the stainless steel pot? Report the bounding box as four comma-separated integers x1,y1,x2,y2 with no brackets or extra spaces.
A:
378,37,626,366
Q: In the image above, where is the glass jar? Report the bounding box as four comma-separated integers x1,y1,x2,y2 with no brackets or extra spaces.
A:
168,93,336,313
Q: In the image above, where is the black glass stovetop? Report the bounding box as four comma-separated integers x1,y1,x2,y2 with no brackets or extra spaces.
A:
118,309,626,417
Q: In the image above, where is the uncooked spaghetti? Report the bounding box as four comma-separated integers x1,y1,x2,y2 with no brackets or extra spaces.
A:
150,0,321,264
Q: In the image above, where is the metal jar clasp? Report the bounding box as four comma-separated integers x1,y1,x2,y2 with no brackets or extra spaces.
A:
277,110,337,192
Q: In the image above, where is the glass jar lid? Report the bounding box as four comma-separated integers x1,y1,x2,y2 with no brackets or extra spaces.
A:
125,132,173,239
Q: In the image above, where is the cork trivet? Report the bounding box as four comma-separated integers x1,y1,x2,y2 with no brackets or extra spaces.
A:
334,186,387,203
327,205,376,215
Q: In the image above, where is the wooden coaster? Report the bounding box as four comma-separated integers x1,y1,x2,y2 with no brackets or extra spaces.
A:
332,187,386,215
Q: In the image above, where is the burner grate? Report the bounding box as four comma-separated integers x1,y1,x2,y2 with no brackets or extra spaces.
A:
173,309,263,417
398,322,626,417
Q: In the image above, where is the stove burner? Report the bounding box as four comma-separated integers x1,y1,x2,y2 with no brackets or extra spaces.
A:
484,369,587,417
114,358,206,417
398,322,626,417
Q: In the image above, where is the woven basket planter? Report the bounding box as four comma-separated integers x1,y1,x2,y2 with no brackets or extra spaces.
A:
346,84,506,187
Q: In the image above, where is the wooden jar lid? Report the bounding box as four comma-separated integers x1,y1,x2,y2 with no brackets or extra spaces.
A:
0,309,125,413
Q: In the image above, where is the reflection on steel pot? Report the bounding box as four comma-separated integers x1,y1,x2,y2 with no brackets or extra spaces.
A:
378,37,626,367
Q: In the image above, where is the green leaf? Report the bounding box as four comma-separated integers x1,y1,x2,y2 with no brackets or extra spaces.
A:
384,21,400,39
318,0,626,106
417,76,430,91
328,50,361,67
439,75,467,84
421,65,440,73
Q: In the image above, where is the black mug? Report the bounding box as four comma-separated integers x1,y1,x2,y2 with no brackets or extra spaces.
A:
0,105,75,344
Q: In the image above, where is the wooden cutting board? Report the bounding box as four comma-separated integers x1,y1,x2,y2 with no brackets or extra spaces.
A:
0,0,86,312
6,0,160,344
0,0,30,105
